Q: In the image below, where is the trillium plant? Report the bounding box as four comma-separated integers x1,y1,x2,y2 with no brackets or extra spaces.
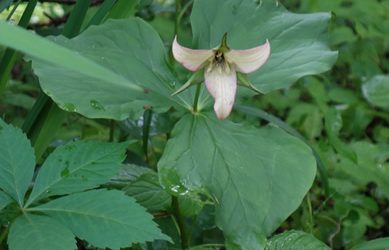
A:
0,0,347,250
172,34,271,119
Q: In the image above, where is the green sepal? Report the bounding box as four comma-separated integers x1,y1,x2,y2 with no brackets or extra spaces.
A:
237,72,264,94
171,69,204,96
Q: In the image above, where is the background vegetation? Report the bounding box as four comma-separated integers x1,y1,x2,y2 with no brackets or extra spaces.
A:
0,0,388,249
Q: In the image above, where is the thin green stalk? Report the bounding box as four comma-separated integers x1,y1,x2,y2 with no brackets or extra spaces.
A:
0,0,38,94
86,0,116,27
142,109,153,164
62,0,91,37
306,193,314,233
0,226,8,246
29,103,65,161
172,196,189,249
6,0,21,21
193,84,202,113
175,0,182,36
177,0,193,28
22,93,48,133
109,119,115,142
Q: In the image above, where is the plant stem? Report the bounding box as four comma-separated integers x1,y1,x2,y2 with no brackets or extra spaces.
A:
109,120,115,142
0,227,8,246
0,0,38,95
142,109,153,164
306,193,314,233
6,0,21,21
172,196,189,249
192,83,202,113
177,0,193,26
174,0,182,36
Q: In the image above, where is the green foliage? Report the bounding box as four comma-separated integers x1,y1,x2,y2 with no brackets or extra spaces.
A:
0,20,143,101
26,140,127,206
362,75,389,110
266,230,330,250
8,214,76,250
350,237,389,250
32,18,184,119
0,118,166,250
0,191,11,211
0,0,388,249
32,189,169,249
190,0,338,93
159,114,316,249
0,117,35,206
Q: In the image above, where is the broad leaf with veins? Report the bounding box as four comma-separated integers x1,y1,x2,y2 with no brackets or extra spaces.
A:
158,114,316,249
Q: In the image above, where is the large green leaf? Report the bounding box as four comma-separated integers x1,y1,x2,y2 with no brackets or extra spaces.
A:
32,18,188,120
26,141,127,207
158,114,316,249
190,0,338,93
0,21,142,98
265,230,330,250
0,119,34,207
7,214,76,250
32,189,169,249
362,75,389,110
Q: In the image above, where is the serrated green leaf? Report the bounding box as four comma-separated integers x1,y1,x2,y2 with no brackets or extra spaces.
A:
0,118,34,207
0,191,12,211
7,214,76,250
362,75,389,110
190,0,337,93
124,171,171,212
32,18,187,120
158,114,316,249
112,164,153,183
32,189,169,249
266,230,330,250
26,141,127,207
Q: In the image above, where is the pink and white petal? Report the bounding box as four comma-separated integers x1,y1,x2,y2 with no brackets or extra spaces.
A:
225,39,271,74
204,67,237,120
172,36,213,71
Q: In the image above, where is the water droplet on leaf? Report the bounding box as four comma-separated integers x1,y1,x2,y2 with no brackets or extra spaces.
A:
63,103,76,112
90,100,105,111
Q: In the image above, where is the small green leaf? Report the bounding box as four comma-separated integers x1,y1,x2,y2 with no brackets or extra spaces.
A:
26,141,127,206
32,189,169,249
0,191,12,211
362,75,389,110
0,118,34,207
7,214,76,250
158,114,316,249
124,171,171,212
266,230,330,250
350,237,389,250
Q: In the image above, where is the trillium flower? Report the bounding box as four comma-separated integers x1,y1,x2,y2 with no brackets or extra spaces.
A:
172,34,271,120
